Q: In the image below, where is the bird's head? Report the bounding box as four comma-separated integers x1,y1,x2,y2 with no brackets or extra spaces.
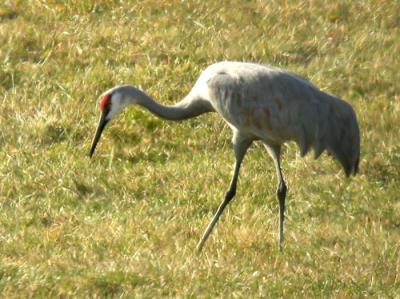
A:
89,85,134,157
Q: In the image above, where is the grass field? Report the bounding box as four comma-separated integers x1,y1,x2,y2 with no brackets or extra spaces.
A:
1,0,399,297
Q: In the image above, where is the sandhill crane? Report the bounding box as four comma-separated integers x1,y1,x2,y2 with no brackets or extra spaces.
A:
89,61,360,253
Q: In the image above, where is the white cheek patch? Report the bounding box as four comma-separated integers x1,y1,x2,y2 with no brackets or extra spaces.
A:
106,93,127,120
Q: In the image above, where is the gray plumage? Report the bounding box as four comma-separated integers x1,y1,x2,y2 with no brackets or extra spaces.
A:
90,61,360,253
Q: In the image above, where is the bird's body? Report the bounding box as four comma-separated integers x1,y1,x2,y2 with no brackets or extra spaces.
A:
90,61,360,252
181,62,359,171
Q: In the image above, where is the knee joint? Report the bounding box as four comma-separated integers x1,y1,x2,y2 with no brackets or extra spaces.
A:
277,182,287,198
225,188,236,201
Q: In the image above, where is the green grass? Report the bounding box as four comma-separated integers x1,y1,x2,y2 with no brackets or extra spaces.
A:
1,0,399,297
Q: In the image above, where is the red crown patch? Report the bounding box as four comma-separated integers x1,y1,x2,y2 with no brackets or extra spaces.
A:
99,94,111,111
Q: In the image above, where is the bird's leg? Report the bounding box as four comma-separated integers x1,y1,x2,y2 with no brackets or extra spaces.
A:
277,176,287,251
264,144,287,251
196,134,252,253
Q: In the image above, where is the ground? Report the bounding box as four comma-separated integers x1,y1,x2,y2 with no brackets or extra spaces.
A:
0,0,399,297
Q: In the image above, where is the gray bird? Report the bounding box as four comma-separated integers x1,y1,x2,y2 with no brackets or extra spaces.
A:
89,61,360,253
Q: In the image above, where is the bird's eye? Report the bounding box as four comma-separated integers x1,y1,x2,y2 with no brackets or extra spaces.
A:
99,94,111,111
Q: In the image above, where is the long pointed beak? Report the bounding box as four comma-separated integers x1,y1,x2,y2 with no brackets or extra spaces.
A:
89,111,109,158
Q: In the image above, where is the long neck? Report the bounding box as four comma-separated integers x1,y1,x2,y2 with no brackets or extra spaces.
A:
128,86,214,121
